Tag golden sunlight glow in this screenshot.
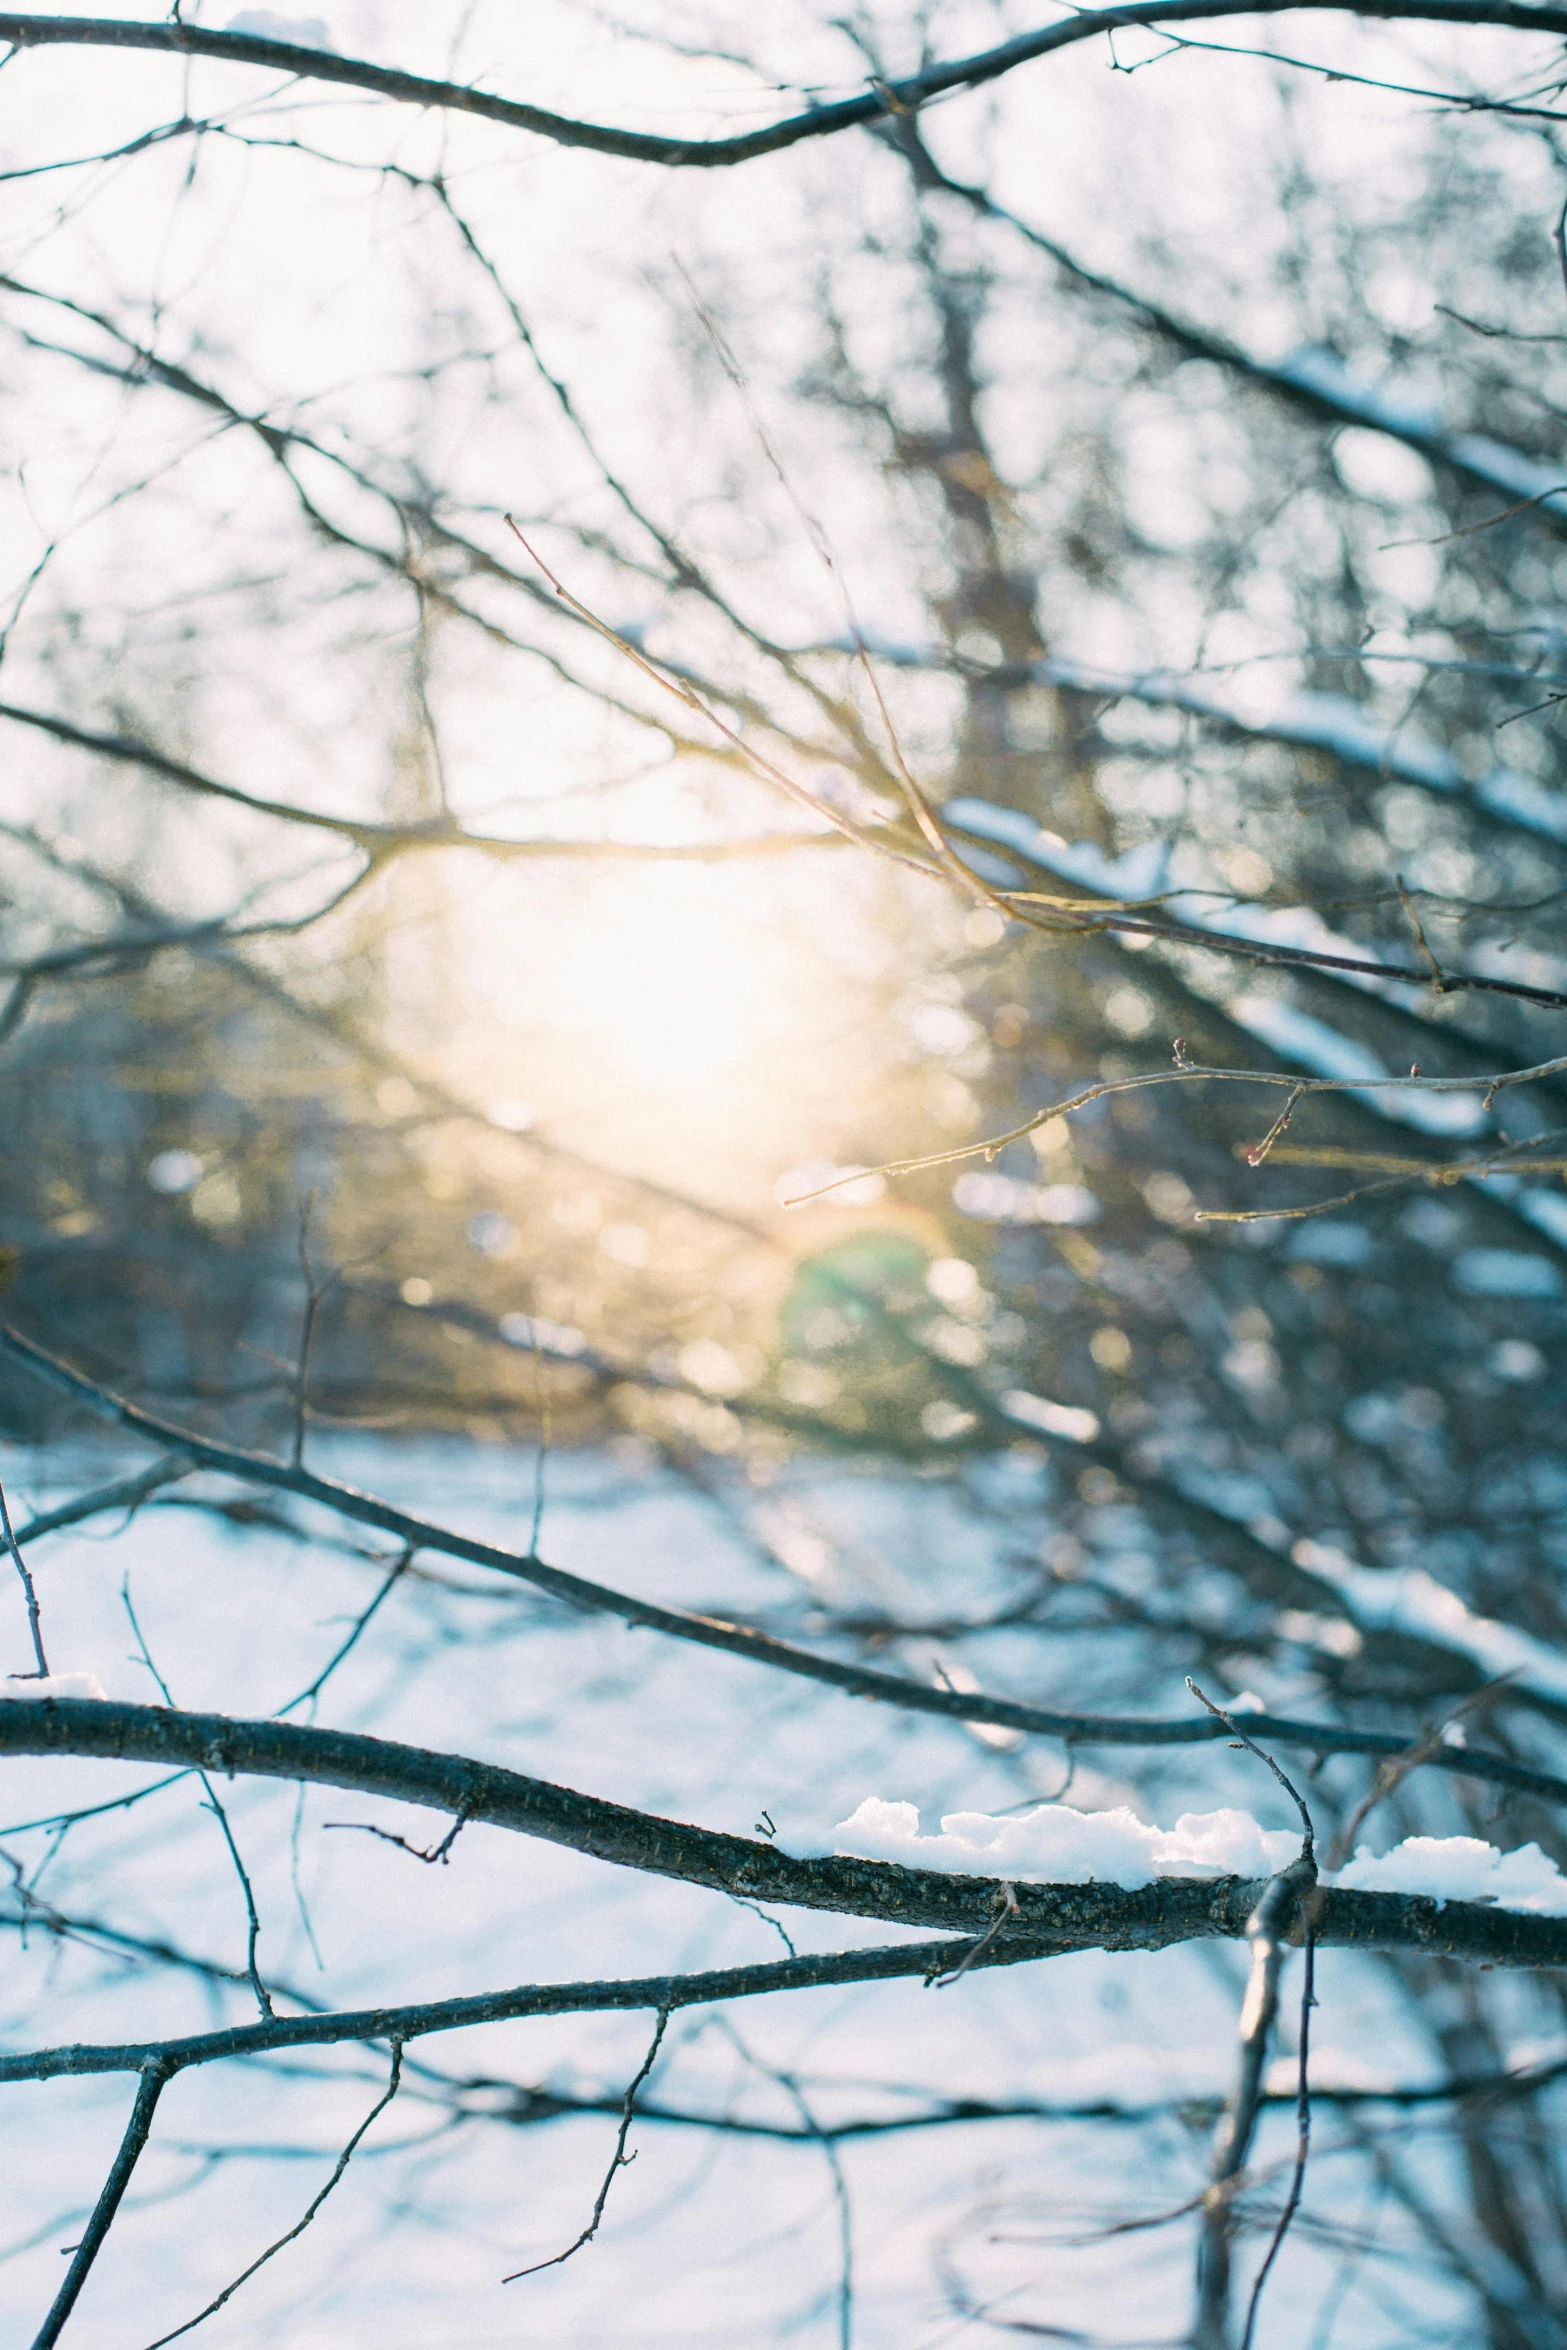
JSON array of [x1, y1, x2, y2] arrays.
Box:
[[561, 865, 785, 1092], [421, 847, 928, 1208]]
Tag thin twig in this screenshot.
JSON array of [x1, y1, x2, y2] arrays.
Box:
[[273, 1546, 412, 1717], [528, 1323, 550, 1557], [727, 1892, 798, 1957], [503, 2009, 669, 2280], [782, 1047, 1567, 1203], [929, 1880, 1021, 1988], [1, 1471, 48, 1678], [715, 2018, 854, 2347], [1396, 870, 1448, 992], [137, 2043, 403, 2350], [504, 518, 944, 884], [7, 1327, 1567, 1805], [10, 4, 1567, 175], [122, 1582, 273, 2019], [31, 2058, 171, 2350], [291, 1196, 333, 1472], [322, 1799, 471, 1866], [14, 1455, 189, 1548], [10, 1879, 1567, 2100], [499, 528, 1567, 1012], [197, 1799, 272, 2017], [1240, 1084, 1306, 1168], [1240, 1926, 1316, 2350], [0, 972, 35, 1047], [1186, 1681, 1316, 1853], [0, 1770, 195, 1839], [676, 261, 1009, 924], [1326, 1678, 1520, 1872], [1188, 1682, 1317, 2350]]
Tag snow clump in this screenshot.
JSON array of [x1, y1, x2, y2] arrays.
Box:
[[832, 1799, 1567, 1914], [2, 1672, 107, 1701], [833, 1799, 1300, 1890], [1336, 1836, 1567, 1915]]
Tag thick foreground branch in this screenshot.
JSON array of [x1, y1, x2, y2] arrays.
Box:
[[2, 1700, 1565, 1980]]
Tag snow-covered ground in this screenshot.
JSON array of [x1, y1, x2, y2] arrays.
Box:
[[0, 1438, 1498, 2344]]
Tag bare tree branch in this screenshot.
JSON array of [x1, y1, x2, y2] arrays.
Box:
[[1188, 1686, 1316, 2349], [30, 2057, 171, 2350], [1, 1473, 48, 1679], [8, 1899, 1567, 2110], [137, 2043, 403, 2350], [5, 1322, 1567, 1799], [502, 2011, 668, 2281], [3, 8, 1567, 170], [893, 118, 1567, 531], [1, 1700, 1566, 1975], [13, 1458, 190, 1548], [0, 700, 849, 865]]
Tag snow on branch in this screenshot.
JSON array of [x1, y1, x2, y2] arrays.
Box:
[[2, 1700, 1567, 1984]]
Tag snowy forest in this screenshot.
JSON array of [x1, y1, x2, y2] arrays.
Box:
[[7, 3, 1567, 2344]]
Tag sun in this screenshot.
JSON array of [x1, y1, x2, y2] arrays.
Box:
[[414, 827, 927, 1209], [564, 864, 782, 1093]]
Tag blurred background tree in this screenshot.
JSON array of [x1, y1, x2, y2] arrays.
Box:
[[7, 3, 1567, 2339]]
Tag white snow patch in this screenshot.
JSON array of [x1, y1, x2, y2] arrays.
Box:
[[1274, 350, 1567, 526], [833, 1795, 1567, 1915], [1001, 1391, 1101, 1443], [955, 640, 1567, 857], [941, 798, 1057, 860], [1227, 998, 1486, 1134], [1271, 690, 1459, 787], [1473, 1175, 1567, 1254], [2, 1671, 106, 1701], [1292, 1538, 1567, 1703], [956, 844, 1027, 886], [832, 1798, 1301, 1888], [225, 11, 336, 47], [942, 799, 1169, 900], [1475, 767, 1567, 843], [1338, 1836, 1567, 1914], [1275, 346, 1445, 441], [1447, 433, 1567, 515], [1515, 1190, 1567, 1250], [498, 1312, 586, 1355], [1452, 1248, 1562, 1299]]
